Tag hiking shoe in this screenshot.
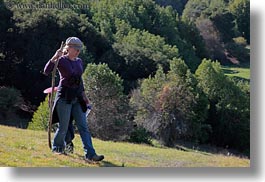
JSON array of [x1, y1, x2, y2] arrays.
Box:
[[52, 148, 66, 155], [65, 142, 74, 154], [85, 154, 104, 162]]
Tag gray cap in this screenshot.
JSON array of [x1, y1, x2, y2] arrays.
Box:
[[65, 37, 83, 50]]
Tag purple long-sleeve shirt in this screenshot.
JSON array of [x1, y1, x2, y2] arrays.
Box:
[[44, 56, 84, 90]]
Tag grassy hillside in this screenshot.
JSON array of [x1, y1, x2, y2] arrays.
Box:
[[0, 125, 250, 167]]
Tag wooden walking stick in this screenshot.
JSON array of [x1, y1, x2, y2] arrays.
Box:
[[48, 41, 64, 149]]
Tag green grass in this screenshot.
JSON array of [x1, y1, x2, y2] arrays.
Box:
[[222, 65, 250, 80], [0, 125, 250, 167]]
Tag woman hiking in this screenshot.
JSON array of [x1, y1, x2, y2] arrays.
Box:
[[44, 37, 104, 162]]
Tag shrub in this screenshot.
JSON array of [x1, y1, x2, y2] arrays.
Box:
[[225, 41, 249, 63], [0, 86, 23, 119], [83, 63, 133, 141], [28, 96, 49, 131], [130, 59, 209, 146], [129, 126, 152, 145], [195, 59, 250, 153]]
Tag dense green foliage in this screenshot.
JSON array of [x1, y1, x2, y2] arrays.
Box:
[[128, 126, 152, 144], [28, 96, 49, 131], [0, 0, 250, 154], [130, 59, 249, 154], [83, 63, 133, 141], [182, 0, 249, 63], [229, 0, 250, 43], [0, 86, 28, 128], [0, 86, 23, 117], [1, 0, 249, 101], [130, 60, 209, 146], [195, 59, 249, 153], [155, 0, 188, 15]]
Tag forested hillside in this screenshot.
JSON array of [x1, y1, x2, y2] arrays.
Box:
[[0, 0, 250, 156]]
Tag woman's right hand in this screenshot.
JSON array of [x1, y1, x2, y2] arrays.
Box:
[[51, 49, 63, 63]]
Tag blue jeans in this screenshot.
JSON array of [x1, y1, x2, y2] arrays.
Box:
[[65, 120, 75, 144], [53, 97, 96, 158]]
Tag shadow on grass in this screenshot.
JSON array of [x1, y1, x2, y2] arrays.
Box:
[[99, 161, 124, 167], [172, 140, 249, 159], [74, 153, 123, 167], [232, 76, 250, 82], [222, 68, 240, 74], [222, 67, 250, 81]]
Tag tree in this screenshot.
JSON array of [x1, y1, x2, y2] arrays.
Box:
[[0, 0, 13, 52], [28, 96, 49, 131], [195, 18, 226, 62], [130, 59, 209, 146], [113, 28, 179, 81], [155, 0, 188, 15], [211, 12, 235, 43], [182, 0, 227, 23], [0, 86, 23, 119], [83, 63, 133, 141], [182, 0, 210, 22], [229, 0, 250, 43], [177, 21, 207, 60], [195, 59, 249, 154], [1, 7, 107, 105], [182, 0, 250, 64], [91, 0, 202, 71]]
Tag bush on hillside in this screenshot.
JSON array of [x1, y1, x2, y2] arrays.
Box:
[[28, 96, 49, 131], [83, 63, 133, 141], [0, 86, 23, 119], [130, 59, 209, 146], [129, 126, 152, 145], [195, 59, 250, 154]]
